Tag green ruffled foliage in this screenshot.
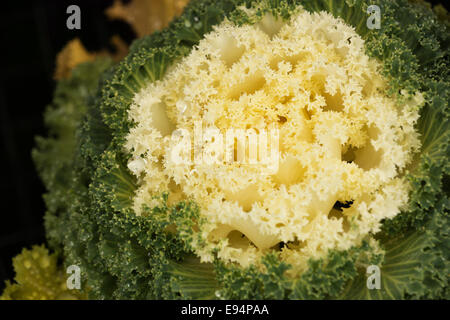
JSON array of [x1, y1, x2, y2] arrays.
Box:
[[341, 209, 449, 299], [32, 58, 114, 252], [213, 242, 382, 299], [3, 0, 446, 300]]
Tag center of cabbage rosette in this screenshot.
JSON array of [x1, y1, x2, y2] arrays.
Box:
[[125, 10, 423, 274]]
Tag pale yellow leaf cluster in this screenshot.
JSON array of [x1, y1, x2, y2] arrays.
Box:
[[125, 10, 423, 274], [1, 245, 86, 300], [54, 38, 96, 80], [106, 0, 189, 37]]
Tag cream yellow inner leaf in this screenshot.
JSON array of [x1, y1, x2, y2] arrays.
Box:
[[125, 10, 422, 273]]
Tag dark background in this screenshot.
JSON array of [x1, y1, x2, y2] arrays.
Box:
[[0, 0, 135, 292], [0, 0, 447, 293]]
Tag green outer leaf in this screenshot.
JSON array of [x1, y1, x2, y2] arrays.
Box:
[[166, 256, 219, 300], [32, 58, 113, 252], [340, 209, 449, 299]]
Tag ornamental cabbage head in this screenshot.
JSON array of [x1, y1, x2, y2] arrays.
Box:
[[24, 0, 450, 300]]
